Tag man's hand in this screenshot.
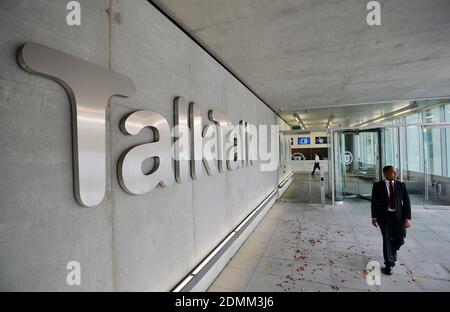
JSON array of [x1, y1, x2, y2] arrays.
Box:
[[404, 219, 412, 228], [372, 218, 378, 228]]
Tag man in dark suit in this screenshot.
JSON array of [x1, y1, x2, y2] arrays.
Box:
[[371, 165, 412, 275]]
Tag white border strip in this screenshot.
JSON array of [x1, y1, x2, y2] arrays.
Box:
[[171, 189, 278, 292]]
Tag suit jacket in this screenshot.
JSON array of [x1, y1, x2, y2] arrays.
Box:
[[371, 180, 411, 222]]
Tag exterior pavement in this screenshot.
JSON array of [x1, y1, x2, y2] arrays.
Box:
[[208, 200, 450, 292]]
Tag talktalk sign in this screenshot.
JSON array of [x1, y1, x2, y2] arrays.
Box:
[[17, 43, 279, 207]]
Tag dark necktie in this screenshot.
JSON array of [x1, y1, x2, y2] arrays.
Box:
[[389, 181, 395, 209]]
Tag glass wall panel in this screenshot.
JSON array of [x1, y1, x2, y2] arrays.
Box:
[[445, 104, 450, 177]]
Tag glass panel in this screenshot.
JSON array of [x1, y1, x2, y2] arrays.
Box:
[[402, 125, 424, 207], [343, 132, 358, 198], [381, 127, 399, 170], [423, 126, 450, 208], [357, 131, 381, 198], [333, 131, 346, 201]]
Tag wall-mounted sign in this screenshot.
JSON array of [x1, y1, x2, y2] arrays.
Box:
[[298, 137, 310, 145], [344, 151, 353, 165], [315, 136, 328, 144], [17, 43, 279, 207]]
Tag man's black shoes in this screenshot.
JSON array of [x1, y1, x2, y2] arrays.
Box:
[[382, 266, 393, 275]]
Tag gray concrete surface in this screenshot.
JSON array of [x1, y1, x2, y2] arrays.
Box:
[[0, 0, 282, 291], [208, 200, 450, 292], [155, 0, 450, 125]]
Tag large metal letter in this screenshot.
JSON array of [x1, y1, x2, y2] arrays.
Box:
[[17, 43, 136, 207], [118, 111, 174, 195], [239, 121, 248, 167], [173, 97, 190, 183], [190, 102, 203, 179], [202, 125, 219, 176], [208, 111, 232, 173], [226, 125, 241, 171]]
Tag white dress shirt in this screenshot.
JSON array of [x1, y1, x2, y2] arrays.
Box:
[[315, 155, 320, 163], [385, 179, 396, 212]]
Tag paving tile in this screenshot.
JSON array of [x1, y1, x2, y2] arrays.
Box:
[[331, 266, 374, 291], [333, 287, 378, 292], [263, 242, 297, 260], [255, 222, 279, 234], [228, 252, 261, 271], [258, 219, 281, 229], [330, 252, 367, 270], [207, 285, 234, 292], [292, 259, 332, 284], [359, 247, 384, 258], [328, 240, 363, 255], [238, 240, 267, 256], [253, 226, 277, 235], [292, 280, 334, 292], [426, 225, 450, 233], [402, 238, 428, 252], [356, 235, 382, 246], [352, 226, 380, 237], [270, 231, 301, 245], [404, 223, 432, 232], [255, 256, 295, 277], [293, 247, 330, 263], [378, 274, 423, 292], [418, 278, 450, 291], [245, 272, 295, 292], [403, 260, 450, 280], [436, 231, 450, 241], [399, 249, 440, 262], [247, 230, 273, 243], [297, 237, 328, 249], [415, 239, 450, 255], [213, 267, 254, 291], [407, 230, 440, 240]]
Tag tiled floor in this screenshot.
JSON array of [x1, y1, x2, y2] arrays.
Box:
[[208, 200, 450, 292]]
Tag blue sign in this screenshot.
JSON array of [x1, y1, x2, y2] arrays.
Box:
[[298, 137, 311, 145]]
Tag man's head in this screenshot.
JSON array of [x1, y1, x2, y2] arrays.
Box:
[[383, 165, 397, 181]]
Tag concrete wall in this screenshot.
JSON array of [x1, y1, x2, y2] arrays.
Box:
[[0, 0, 284, 291]]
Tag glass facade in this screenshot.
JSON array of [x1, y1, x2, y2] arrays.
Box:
[[334, 100, 450, 207]]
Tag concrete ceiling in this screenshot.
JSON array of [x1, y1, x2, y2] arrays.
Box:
[[153, 0, 450, 119]]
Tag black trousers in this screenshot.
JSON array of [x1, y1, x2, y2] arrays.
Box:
[[379, 212, 406, 267], [311, 162, 320, 174]]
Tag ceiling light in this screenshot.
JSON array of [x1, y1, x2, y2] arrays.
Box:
[[326, 115, 334, 129], [294, 113, 306, 130], [393, 109, 412, 117], [374, 117, 386, 123]]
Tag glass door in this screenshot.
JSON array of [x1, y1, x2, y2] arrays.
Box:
[[333, 129, 382, 200]]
